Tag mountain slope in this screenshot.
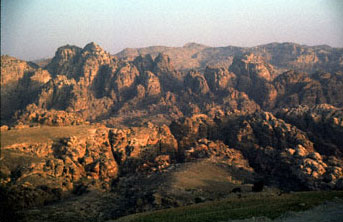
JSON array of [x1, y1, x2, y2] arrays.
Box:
[[2, 42, 343, 128], [116, 42, 343, 73], [1, 41, 343, 221]]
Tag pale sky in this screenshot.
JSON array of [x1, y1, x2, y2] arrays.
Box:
[[1, 0, 343, 61]]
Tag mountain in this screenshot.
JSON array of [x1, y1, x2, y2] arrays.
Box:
[[31, 58, 52, 68], [116, 42, 343, 73], [116, 42, 209, 71], [0, 56, 50, 123], [2, 42, 342, 127], [1, 42, 343, 221]]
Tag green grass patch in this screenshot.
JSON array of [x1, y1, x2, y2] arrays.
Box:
[[114, 191, 343, 222]]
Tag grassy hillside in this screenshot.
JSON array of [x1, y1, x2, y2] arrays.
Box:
[[112, 191, 343, 222]]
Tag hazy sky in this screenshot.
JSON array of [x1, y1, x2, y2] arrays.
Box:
[[1, 0, 343, 61]]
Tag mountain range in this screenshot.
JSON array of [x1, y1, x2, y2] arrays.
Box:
[[1, 42, 343, 221], [116, 42, 343, 73], [1, 42, 343, 127]]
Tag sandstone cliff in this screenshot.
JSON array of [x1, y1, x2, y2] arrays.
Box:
[[117, 42, 343, 73], [1, 42, 343, 221], [2, 42, 342, 128]]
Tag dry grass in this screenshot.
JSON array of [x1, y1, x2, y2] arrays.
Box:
[[113, 191, 343, 222], [0, 125, 95, 148], [169, 160, 254, 193]]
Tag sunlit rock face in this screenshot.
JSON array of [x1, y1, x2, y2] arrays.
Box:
[[1, 56, 46, 123], [2, 42, 343, 128], [0, 122, 180, 211], [47, 42, 114, 84], [204, 66, 236, 91], [1, 42, 343, 221], [141, 71, 161, 96], [170, 110, 343, 190], [229, 53, 275, 82], [46, 45, 82, 78], [184, 71, 210, 95], [228, 53, 277, 109]]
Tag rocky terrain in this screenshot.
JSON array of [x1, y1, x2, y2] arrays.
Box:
[[1, 42, 343, 221], [117, 42, 343, 73]]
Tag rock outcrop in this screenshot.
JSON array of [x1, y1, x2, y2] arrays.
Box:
[[228, 53, 278, 109], [0, 123, 179, 214], [204, 66, 236, 91], [272, 71, 343, 109], [229, 53, 276, 82], [223, 111, 343, 190], [2, 42, 342, 129], [184, 71, 210, 95], [171, 111, 343, 190], [2, 41, 343, 222], [141, 71, 161, 96], [117, 42, 343, 73], [277, 104, 343, 156], [47, 42, 114, 84], [1, 55, 38, 85], [1, 56, 44, 124]]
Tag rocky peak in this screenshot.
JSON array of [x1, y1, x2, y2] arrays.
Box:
[[204, 66, 236, 91], [184, 70, 210, 95], [1, 55, 38, 85], [46, 45, 82, 77], [112, 62, 139, 96], [153, 53, 174, 73], [50, 45, 81, 64], [56, 45, 82, 59], [151, 53, 183, 92], [241, 53, 264, 63], [82, 42, 104, 54], [229, 53, 275, 81], [1, 56, 41, 123], [227, 54, 278, 109], [78, 42, 113, 84], [141, 71, 161, 96], [46, 42, 114, 84], [183, 42, 207, 49], [133, 54, 154, 73]]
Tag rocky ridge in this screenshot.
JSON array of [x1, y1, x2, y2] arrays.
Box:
[[116, 42, 343, 73], [1, 41, 343, 221], [2, 42, 342, 128], [2, 108, 343, 221], [171, 111, 343, 191]]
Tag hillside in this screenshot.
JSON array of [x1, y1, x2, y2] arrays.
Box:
[[1, 42, 343, 128], [116, 42, 343, 73], [1, 41, 343, 221]]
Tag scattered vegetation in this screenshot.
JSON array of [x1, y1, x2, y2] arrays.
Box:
[[0, 125, 95, 148], [114, 191, 343, 222]]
